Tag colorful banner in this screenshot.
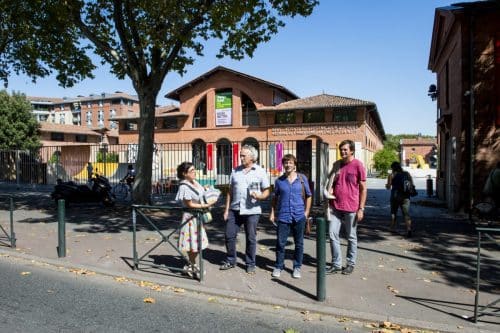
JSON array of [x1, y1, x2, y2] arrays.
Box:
[[232, 143, 239, 169], [269, 143, 276, 169], [215, 91, 232, 126], [206, 143, 213, 170], [276, 142, 283, 172]]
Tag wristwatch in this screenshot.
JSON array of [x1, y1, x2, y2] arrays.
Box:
[[358, 207, 365, 211]]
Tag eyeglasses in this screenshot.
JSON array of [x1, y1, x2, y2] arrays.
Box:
[[187, 168, 196, 173]]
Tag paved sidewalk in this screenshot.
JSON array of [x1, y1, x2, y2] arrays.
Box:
[[0, 178, 499, 333]]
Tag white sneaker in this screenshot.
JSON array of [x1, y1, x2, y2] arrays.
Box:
[[292, 267, 301, 279], [271, 268, 281, 278]]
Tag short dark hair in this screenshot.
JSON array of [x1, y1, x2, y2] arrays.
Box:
[[177, 161, 194, 180], [339, 139, 355, 152], [282, 154, 297, 166], [390, 161, 402, 172]]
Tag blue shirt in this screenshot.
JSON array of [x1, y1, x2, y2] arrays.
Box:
[[229, 164, 270, 215], [273, 173, 312, 223]]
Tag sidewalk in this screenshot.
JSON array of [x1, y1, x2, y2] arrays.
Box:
[[0, 178, 498, 333]]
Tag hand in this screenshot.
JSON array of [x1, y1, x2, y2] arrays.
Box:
[[269, 212, 275, 223], [223, 211, 228, 221], [250, 192, 259, 200], [356, 209, 364, 222]]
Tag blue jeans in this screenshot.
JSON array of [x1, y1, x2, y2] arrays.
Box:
[[225, 210, 259, 267], [275, 217, 306, 270], [328, 208, 357, 268]]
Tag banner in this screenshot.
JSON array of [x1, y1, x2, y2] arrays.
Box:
[[206, 143, 213, 170], [269, 143, 275, 169], [215, 91, 232, 126], [276, 142, 283, 172], [232, 143, 239, 169]]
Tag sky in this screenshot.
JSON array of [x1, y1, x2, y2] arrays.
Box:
[[6, 0, 476, 136]]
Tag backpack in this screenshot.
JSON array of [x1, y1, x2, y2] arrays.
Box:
[[399, 172, 417, 197]]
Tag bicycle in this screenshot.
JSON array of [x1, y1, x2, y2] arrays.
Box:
[[112, 181, 130, 201]]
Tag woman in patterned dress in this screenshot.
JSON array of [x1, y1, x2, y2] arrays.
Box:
[[175, 162, 215, 276]]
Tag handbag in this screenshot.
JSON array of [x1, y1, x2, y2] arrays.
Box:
[[201, 211, 213, 224]]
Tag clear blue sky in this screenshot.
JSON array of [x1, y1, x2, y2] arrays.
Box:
[[7, 0, 474, 136]]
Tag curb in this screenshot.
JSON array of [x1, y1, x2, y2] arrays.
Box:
[[0, 247, 495, 333]]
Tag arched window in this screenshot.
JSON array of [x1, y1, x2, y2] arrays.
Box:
[[193, 96, 207, 128], [216, 138, 232, 177], [241, 93, 258, 126], [192, 139, 207, 175]]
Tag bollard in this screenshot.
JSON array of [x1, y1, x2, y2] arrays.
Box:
[[9, 197, 16, 248], [316, 217, 326, 301], [57, 199, 66, 258], [426, 175, 433, 197]]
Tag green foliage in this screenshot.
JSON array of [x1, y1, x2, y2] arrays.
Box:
[[0, 91, 40, 150], [373, 148, 398, 178], [96, 152, 119, 163]]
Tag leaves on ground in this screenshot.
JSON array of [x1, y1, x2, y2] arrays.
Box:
[[20, 271, 31, 276], [387, 285, 399, 294], [69, 268, 96, 275], [143, 297, 155, 304], [396, 267, 407, 273]]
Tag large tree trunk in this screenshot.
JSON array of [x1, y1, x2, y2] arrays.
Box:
[[132, 88, 159, 205]]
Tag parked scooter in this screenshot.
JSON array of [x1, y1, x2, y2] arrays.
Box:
[[51, 175, 115, 207]]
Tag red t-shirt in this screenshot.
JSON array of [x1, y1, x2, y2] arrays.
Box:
[[330, 159, 366, 212]]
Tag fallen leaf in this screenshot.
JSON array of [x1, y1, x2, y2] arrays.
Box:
[[378, 265, 385, 268], [273, 305, 281, 309], [396, 267, 407, 273], [390, 303, 396, 306], [362, 277, 367, 280], [20, 271, 31, 276], [143, 297, 155, 304], [338, 317, 350, 323], [208, 297, 217, 302], [423, 278, 432, 283], [173, 287, 185, 293]]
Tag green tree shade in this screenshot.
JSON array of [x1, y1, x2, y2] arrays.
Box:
[[0, 91, 40, 150], [373, 148, 398, 178], [2, 0, 319, 204]]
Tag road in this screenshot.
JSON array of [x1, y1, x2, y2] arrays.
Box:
[[0, 256, 371, 333]]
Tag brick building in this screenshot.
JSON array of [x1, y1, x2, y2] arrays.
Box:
[[400, 137, 437, 168], [428, 1, 500, 211]]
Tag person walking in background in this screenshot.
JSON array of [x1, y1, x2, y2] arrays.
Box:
[[175, 162, 215, 278], [86, 162, 93, 182], [386, 161, 414, 238], [324, 140, 367, 275], [220, 145, 270, 274], [270, 154, 312, 279], [122, 164, 136, 187]]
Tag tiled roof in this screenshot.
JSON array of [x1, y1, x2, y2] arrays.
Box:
[[258, 94, 375, 111], [39, 122, 103, 136], [113, 105, 186, 120], [28, 92, 139, 104], [401, 138, 436, 145], [165, 66, 299, 101]]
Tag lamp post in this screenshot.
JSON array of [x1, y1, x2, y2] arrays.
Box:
[[428, 84, 439, 197], [100, 134, 109, 177]]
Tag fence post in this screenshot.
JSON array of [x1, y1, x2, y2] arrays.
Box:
[[57, 199, 66, 258], [316, 217, 326, 301], [9, 197, 16, 248]]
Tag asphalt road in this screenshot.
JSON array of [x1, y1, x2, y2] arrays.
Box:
[[0, 256, 371, 333]]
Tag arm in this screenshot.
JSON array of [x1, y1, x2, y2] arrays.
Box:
[[385, 173, 392, 189], [356, 180, 367, 221], [183, 199, 212, 209], [270, 195, 277, 223], [223, 185, 232, 221], [304, 195, 312, 219]]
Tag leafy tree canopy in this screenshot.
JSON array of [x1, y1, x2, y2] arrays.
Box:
[[2, 0, 319, 203], [0, 91, 40, 150]]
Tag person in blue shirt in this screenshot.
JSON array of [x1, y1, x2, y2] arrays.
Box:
[[270, 154, 312, 279]]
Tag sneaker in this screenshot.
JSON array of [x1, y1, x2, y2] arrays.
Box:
[[192, 264, 206, 279], [292, 267, 301, 279], [342, 265, 354, 275], [326, 266, 342, 274], [219, 261, 235, 270], [246, 266, 256, 274], [183, 265, 193, 278], [271, 268, 282, 278]]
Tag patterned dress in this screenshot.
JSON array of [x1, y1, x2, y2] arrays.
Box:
[[175, 180, 209, 252]]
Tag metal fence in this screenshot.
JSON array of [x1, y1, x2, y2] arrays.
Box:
[[0, 140, 333, 200]]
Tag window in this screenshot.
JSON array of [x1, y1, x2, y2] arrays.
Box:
[[125, 120, 138, 131], [59, 113, 65, 124], [333, 108, 357, 122], [192, 139, 207, 174], [51, 132, 64, 141], [242, 93, 258, 126], [193, 97, 207, 128], [162, 118, 178, 129], [275, 111, 296, 124], [75, 134, 87, 143], [86, 111, 92, 125], [111, 99, 122, 105], [109, 109, 116, 119], [303, 110, 324, 123]]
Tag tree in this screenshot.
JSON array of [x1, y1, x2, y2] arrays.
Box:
[[373, 148, 398, 178], [0, 1, 95, 87], [0, 91, 40, 150], [22, 0, 317, 204]]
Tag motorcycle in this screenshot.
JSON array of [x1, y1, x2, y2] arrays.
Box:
[[51, 175, 115, 207]]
